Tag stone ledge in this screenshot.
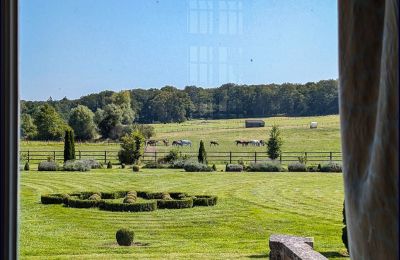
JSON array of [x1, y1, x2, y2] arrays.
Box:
[[269, 234, 328, 260]]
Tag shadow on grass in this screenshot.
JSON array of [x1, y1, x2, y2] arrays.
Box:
[[320, 251, 349, 258], [247, 253, 268, 258]]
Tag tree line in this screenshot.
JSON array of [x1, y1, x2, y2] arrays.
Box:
[[21, 79, 338, 141]]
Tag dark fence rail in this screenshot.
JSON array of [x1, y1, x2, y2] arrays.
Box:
[[20, 150, 342, 164]]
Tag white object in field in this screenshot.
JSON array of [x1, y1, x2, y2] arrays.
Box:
[[310, 122, 318, 128]]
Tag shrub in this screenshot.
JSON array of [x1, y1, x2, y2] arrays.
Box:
[[116, 229, 134, 246], [64, 130, 76, 162], [320, 162, 342, 172], [192, 195, 218, 206], [88, 194, 101, 200], [288, 162, 307, 172], [163, 149, 180, 163], [247, 161, 284, 172], [169, 192, 189, 199], [225, 164, 243, 172], [156, 198, 193, 209], [198, 140, 207, 164], [99, 201, 157, 212], [24, 162, 30, 171], [146, 192, 168, 199], [142, 161, 167, 169], [123, 197, 136, 203], [132, 165, 140, 172], [118, 131, 145, 164], [306, 165, 319, 172], [121, 163, 126, 169], [169, 158, 192, 169], [212, 164, 217, 171], [107, 161, 113, 169], [101, 192, 121, 199], [297, 155, 308, 164], [267, 125, 283, 160], [63, 160, 91, 172], [38, 161, 58, 171], [184, 162, 213, 172], [64, 198, 102, 208], [41, 193, 70, 204], [85, 159, 103, 169]]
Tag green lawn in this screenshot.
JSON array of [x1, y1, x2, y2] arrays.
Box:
[[19, 168, 349, 259]]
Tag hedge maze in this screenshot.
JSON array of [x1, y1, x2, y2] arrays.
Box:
[[41, 191, 218, 212]]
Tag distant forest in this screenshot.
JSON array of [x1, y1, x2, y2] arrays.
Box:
[[21, 80, 338, 140]]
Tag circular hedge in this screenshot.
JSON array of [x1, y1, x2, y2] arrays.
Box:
[[41, 190, 217, 212], [116, 228, 134, 246]]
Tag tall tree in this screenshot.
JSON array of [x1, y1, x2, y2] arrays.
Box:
[[267, 125, 283, 160], [68, 105, 97, 140], [20, 113, 37, 140], [34, 104, 69, 140], [198, 140, 207, 164], [63, 130, 74, 162]]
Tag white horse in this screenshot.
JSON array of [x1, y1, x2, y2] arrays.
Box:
[[250, 140, 262, 146], [180, 140, 192, 147]]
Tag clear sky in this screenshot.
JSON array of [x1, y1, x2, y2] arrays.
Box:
[[20, 0, 338, 101]]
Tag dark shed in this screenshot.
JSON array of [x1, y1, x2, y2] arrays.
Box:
[[245, 120, 265, 128]]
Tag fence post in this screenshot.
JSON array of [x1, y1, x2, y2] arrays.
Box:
[[27, 150, 30, 163], [104, 151, 107, 163], [280, 153, 282, 164], [329, 152, 332, 162], [305, 152, 307, 163], [229, 152, 232, 164], [255, 152, 257, 163]]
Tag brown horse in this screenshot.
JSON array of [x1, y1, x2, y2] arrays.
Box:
[[210, 141, 219, 146], [162, 139, 169, 146]]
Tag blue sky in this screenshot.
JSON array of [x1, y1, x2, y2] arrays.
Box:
[[20, 0, 338, 101]]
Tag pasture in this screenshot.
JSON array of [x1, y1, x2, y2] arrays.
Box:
[[19, 168, 348, 259]]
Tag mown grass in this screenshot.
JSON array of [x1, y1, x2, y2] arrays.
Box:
[[19, 168, 349, 259]]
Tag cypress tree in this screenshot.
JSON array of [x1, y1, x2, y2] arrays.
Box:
[[267, 125, 283, 160], [70, 130, 76, 160], [64, 130, 70, 162], [198, 140, 207, 164]]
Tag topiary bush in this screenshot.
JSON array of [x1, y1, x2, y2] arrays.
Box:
[[99, 200, 157, 212], [169, 158, 192, 169], [63, 160, 92, 172], [192, 195, 218, 206], [121, 163, 126, 169], [306, 165, 319, 172], [183, 162, 213, 172], [212, 164, 217, 171], [116, 228, 134, 246], [142, 161, 168, 169], [64, 198, 103, 208], [41, 193, 70, 204], [320, 162, 342, 172], [156, 198, 194, 209], [247, 161, 284, 172], [132, 165, 140, 172], [288, 162, 307, 172], [24, 162, 30, 171], [225, 164, 244, 172], [38, 161, 59, 171], [88, 194, 101, 200], [107, 161, 113, 169]]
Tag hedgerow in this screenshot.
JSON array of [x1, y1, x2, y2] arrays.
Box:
[[246, 161, 284, 172], [156, 198, 193, 209], [99, 200, 157, 212], [41, 194, 70, 204], [225, 164, 243, 172], [192, 195, 218, 206]]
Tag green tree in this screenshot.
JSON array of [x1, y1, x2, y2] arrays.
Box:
[[198, 140, 207, 164], [34, 104, 70, 140], [97, 104, 123, 139], [68, 105, 97, 140], [342, 201, 349, 253], [63, 130, 75, 162], [267, 125, 283, 160], [20, 113, 38, 140], [118, 131, 145, 164]]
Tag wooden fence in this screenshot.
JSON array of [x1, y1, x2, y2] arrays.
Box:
[[20, 150, 342, 164]]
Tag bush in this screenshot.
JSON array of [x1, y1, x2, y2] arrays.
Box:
[[163, 149, 180, 163], [169, 158, 193, 169], [116, 228, 134, 246], [247, 161, 284, 172], [118, 131, 145, 164], [320, 162, 342, 172], [64, 198, 102, 208], [306, 165, 319, 172], [225, 164, 243, 172], [78, 191, 101, 200], [192, 195, 218, 207], [63, 160, 91, 172], [288, 162, 307, 172], [41, 193, 70, 204], [99, 200, 157, 212], [38, 161, 59, 171], [107, 161, 113, 169], [85, 159, 103, 169], [169, 192, 189, 199], [156, 198, 193, 209], [88, 194, 101, 200], [24, 162, 30, 171], [142, 161, 168, 169], [121, 163, 126, 169], [132, 165, 140, 172], [183, 162, 213, 172], [212, 164, 217, 171]]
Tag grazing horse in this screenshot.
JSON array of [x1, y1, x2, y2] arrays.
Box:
[[210, 141, 219, 146], [259, 140, 265, 146], [162, 139, 169, 146], [146, 140, 158, 146], [250, 140, 262, 146], [235, 140, 249, 146], [180, 140, 192, 147], [172, 140, 182, 146]]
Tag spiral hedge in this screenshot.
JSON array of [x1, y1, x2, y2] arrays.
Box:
[[41, 191, 217, 212]]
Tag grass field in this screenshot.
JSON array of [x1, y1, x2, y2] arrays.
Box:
[[20, 115, 341, 154], [19, 168, 349, 259]]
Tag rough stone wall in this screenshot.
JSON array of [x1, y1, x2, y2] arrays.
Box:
[[339, 0, 399, 259]]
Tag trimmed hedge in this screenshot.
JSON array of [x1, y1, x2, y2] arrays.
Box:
[[156, 198, 194, 209], [225, 164, 243, 172], [320, 162, 342, 172], [183, 162, 214, 172], [64, 198, 103, 208], [246, 162, 284, 172], [38, 161, 59, 171], [116, 228, 134, 246], [99, 201, 157, 212], [63, 160, 91, 172], [142, 162, 168, 169], [192, 195, 218, 206], [132, 165, 140, 172], [41, 194, 70, 204], [306, 165, 319, 172], [169, 192, 189, 199], [288, 162, 307, 172]]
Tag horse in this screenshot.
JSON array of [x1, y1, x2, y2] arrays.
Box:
[[259, 140, 265, 146], [162, 139, 169, 146], [180, 140, 192, 147], [146, 140, 158, 146], [250, 140, 261, 146], [235, 140, 250, 146], [210, 141, 219, 146], [172, 140, 182, 146]]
